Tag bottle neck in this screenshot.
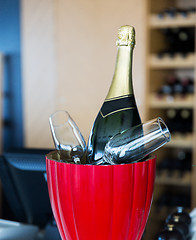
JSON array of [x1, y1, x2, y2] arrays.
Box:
[[106, 45, 134, 100]]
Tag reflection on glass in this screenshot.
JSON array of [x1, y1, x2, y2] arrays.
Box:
[[94, 117, 171, 165]]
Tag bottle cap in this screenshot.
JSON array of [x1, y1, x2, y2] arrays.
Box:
[[167, 109, 176, 119], [181, 109, 190, 119], [116, 25, 135, 48], [167, 224, 174, 231]]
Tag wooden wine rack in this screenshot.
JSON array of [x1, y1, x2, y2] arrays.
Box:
[[150, 12, 196, 28], [149, 93, 194, 108], [156, 171, 191, 187], [150, 53, 195, 68], [144, 0, 196, 239]]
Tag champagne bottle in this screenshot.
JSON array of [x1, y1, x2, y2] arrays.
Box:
[[87, 26, 141, 163]]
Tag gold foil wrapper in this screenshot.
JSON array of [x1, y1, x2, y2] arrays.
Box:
[[116, 25, 135, 48]]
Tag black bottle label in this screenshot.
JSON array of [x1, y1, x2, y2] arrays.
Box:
[[100, 94, 136, 118]]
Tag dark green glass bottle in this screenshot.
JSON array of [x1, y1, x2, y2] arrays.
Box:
[[87, 25, 142, 163]]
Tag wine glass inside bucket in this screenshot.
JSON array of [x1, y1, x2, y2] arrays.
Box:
[[49, 110, 86, 163], [94, 117, 170, 165]]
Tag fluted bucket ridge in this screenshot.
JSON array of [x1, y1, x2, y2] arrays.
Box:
[[46, 152, 156, 240]]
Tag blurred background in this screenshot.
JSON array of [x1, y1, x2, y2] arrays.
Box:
[[0, 0, 195, 239]]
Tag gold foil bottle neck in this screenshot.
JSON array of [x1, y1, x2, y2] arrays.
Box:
[[116, 25, 135, 48]]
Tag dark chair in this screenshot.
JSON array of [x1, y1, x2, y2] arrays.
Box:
[[0, 148, 61, 239]]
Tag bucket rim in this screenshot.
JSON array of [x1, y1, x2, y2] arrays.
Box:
[[46, 151, 156, 167]]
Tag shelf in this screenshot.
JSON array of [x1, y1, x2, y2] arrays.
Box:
[[150, 206, 191, 222], [146, 1, 196, 237], [149, 53, 195, 69], [156, 170, 191, 186], [166, 133, 193, 149], [150, 13, 196, 28], [149, 93, 194, 109]]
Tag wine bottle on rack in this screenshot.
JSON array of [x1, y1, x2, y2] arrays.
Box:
[[87, 26, 141, 163], [165, 7, 177, 18], [157, 75, 177, 98], [166, 109, 178, 133], [157, 224, 185, 240], [180, 109, 193, 133], [176, 27, 195, 55], [165, 215, 189, 239], [187, 7, 196, 15], [182, 77, 194, 95], [157, 7, 177, 19], [166, 207, 191, 226], [157, 27, 195, 58], [187, 78, 194, 94]]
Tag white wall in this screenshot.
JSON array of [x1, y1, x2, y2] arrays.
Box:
[[21, 0, 147, 148]]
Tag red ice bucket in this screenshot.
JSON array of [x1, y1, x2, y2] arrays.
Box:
[[46, 152, 156, 240]]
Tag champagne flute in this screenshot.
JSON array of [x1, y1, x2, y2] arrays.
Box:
[[49, 110, 86, 163], [93, 117, 171, 165]]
